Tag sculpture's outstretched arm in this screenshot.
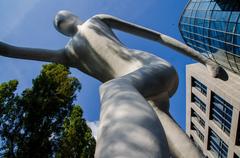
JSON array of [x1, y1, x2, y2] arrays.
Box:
[[0, 41, 67, 64], [96, 14, 222, 77]]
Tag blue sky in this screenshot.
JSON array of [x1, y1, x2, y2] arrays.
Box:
[[0, 0, 195, 132]]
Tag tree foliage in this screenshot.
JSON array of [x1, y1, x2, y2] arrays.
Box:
[[0, 64, 96, 158], [57, 106, 96, 158]]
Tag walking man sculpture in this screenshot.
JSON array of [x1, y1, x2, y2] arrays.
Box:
[[0, 10, 221, 157]]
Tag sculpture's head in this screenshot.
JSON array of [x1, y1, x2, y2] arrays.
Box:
[[54, 10, 83, 37]]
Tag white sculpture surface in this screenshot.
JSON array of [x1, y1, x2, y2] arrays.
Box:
[[0, 10, 221, 157]]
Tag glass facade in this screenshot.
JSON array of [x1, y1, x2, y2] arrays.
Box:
[[179, 0, 240, 74], [192, 77, 207, 96], [211, 92, 233, 135], [209, 129, 228, 158]]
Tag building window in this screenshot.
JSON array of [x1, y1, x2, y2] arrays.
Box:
[[192, 109, 205, 128], [209, 129, 228, 158], [192, 77, 207, 96], [192, 94, 206, 113], [211, 92, 233, 136], [192, 123, 204, 142]]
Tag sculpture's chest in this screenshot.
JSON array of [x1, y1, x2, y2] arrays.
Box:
[[66, 19, 144, 80], [80, 19, 123, 52]]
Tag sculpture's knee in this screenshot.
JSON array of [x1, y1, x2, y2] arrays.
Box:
[[148, 92, 170, 113], [124, 64, 178, 98], [99, 78, 132, 101]]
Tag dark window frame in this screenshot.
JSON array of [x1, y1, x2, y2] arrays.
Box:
[[209, 129, 228, 158], [210, 92, 233, 136], [192, 77, 207, 96]]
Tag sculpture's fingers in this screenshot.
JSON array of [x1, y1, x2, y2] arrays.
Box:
[[205, 59, 224, 78]]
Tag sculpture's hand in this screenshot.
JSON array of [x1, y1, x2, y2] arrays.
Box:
[[206, 59, 222, 78]]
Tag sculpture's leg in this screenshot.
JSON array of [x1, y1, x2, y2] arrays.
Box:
[[95, 78, 170, 158], [149, 100, 204, 158]]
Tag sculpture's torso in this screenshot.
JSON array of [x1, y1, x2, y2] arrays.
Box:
[[65, 16, 172, 83]]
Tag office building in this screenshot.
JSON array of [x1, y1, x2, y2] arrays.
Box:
[[179, 0, 240, 157], [186, 63, 240, 158]]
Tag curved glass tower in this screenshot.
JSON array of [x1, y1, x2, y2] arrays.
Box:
[[179, 0, 240, 74]]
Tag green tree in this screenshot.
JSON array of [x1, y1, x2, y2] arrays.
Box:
[[0, 64, 96, 158], [57, 106, 96, 158], [0, 80, 21, 158]]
